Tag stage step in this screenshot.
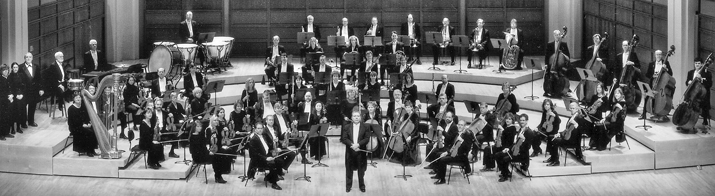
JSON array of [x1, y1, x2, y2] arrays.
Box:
[[52, 134, 135, 178], [582, 135, 655, 173], [117, 150, 193, 179], [0, 115, 68, 175]]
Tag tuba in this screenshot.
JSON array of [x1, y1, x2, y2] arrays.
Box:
[[501, 32, 520, 70]]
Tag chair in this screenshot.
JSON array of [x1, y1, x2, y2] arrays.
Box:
[[185, 163, 208, 184], [509, 161, 532, 181], [446, 161, 471, 184], [127, 145, 147, 169], [609, 131, 631, 150], [60, 133, 74, 154], [560, 139, 582, 166]]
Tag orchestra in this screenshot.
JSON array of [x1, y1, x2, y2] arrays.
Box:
[[1, 9, 710, 193]]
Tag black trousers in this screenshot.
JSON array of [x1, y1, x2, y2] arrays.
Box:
[[264, 66, 276, 81], [432, 45, 455, 64], [346, 166, 366, 189], [551, 137, 582, 162], [405, 44, 422, 61], [495, 152, 529, 176], [468, 50, 488, 65], [434, 155, 469, 180]]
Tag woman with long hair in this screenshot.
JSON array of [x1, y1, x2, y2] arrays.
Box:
[[535, 98, 560, 158], [8, 63, 26, 134]]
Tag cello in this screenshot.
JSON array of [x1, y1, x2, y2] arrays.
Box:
[[672, 53, 713, 127], [615, 34, 642, 113], [494, 83, 516, 118], [544, 26, 570, 97], [645, 46, 676, 119], [576, 32, 609, 103]]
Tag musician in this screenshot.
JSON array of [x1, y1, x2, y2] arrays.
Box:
[[183, 65, 205, 98], [179, 11, 199, 42], [241, 78, 259, 116], [686, 57, 712, 127], [431, 119, 474, 184], [66, 93, 98, 156], [470, 102, 491, 159], [641, 50, 674, 121], [432, 18, 456, 66], [386, 89, 404, 136], [265, 35, 286, 86], [335, 17, 355, 60], [548, 102, 587, 166], [299, 15, 321, 62], [365, 17, 383, 37], [398, 74, 418, 105], [310, 100, 329, 160], [83, 39, 109, 72], [468, 19, 491, 69], [153, 97, 179, 158], [484, 113, 518, 173], [264, 115, 297, 171], [341, 36, 362, 80], [312, 55, 333, 87], [341, 111, 370, 192], [275, 53, 295, 100], [189, 87, 210, 120], [1, 65, 13, 140], [495, 82, 519, 114], [165, 92, 186, 123], [119, 75, 141, 138], [255, 90, 276, 121], [504, 19, 524, 70], [385, 31, 403, 55], [587, 83, 610, 150], [435, 75, 455, 106], [20, 53, 42, 128], [425, 111, 459, 169], [611, 40, 641, 87], [229, 101, 250, 138], [594, 88, 627, 150], [43, 51, 70, 114], [400, 14, 422, 64], [317, 71, 344, 106], [363, 101, 384, 137], [360, 52, 379, 84], [543, 29, 571, 98], [287, 76, 308, 109], [150, 68, 171, 98], [495, 113, 532, 182], [535, 99, 560, 158], [248, 122, 287, 190], [139, 110, 164, 169], [302, 37, 323, 80], [206, 116, 229, 183], [188, 120, 211, 172], [341, 89, 361, 124], [359, 71, 381, 95], [427, 93, 456, 125], [585, 33, 610, 75], [477, 113, 498, 171], [9, 63, 27, 134]]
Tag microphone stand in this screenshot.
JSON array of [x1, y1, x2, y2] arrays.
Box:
[[524, 59, 539, 100]]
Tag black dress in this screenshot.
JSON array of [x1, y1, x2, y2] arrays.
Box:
[[139, 120, 164, 166], [0, 76, 11, 137], [9, 72, 27, 127], [67, 104, 98, 154]]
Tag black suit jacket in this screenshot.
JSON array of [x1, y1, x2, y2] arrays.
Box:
[[437, 25, 456, 43], [439, 121, 460, 150], [337, 26, 355, 37], [341, 122, 369, 171], [400, 22, 422, 41], [42, 61, 69, 91], [179, 20, 199, 42], [248, 133, 274, 168], [435, 83, 455, 100], [612, 52, 641, 85], [83, 50, 109, 72], [384, 41, 404, 54], [469, 28, 491, 52], [150, 77, 172, 98], [20, 62, 42, 100], [545, 41, 571, 67], [646, 61, 673, 82], [365, 24, 383, 37], [301, 23, 322, 41], [426, 103, 456, 122], [504, 28, 524, 46], [584, 44, 610, 64], [183, 72, 204, 95], [265, 45, 286, 59], [686, 69, 712, 109]]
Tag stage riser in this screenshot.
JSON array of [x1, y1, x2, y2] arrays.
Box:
[[654, 138, 715, 169], [0, 145, 54, 175], [52, 149, 129, 178]]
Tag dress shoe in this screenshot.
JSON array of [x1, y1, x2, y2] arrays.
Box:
[[5, 134, 14, 138], [416, 59, 422, 65], [360, 187, 366, 192], [434, 179, 446, 185], [480, 167, 494, 172], [547, 161, 560, 166], [29, 123, 38, 127], [1, 136, 6, 140], [216, 177, 227, 184], [120, 133, 127, 139], [346, 188, 351, 192], [529, 151, 542, 157], [423, 166, 433, 170], [17, 129, 23, 134], [429, 171, 436, 175], [87, 152, 94, 157], [542, 158, 553, 163], [21, 124, 28, 129], [169, 152, 180, 158], [498, 176, 510, 182], [430, 176, 439, 179], [301, 159, 313, 164], [278, 176, 284, 181]]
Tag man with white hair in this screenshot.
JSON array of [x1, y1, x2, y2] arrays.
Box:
[[400, 14, 422, 64], [504, 19, 524, 70], [20, 52, 43, 127], [432, 18, 455, 65], [44, 51, 70, 116], [179, 11, 199, 43], [83, 39, 108, 72], [265, 35, 285, 86], [301, 15, 322, 41], [150, 68, 170, 98]]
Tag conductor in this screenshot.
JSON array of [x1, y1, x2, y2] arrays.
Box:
[[341, 111, 369, 192]]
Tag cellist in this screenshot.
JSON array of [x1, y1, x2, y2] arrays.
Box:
[[424, 111, 458, 172], [685, 57, 712, 127], [495, 113, 532, 182], [432, 120, 475, 185], [494, 82, 519, 116], [642, 50, 673, 121], [543, 29, 571, 98]]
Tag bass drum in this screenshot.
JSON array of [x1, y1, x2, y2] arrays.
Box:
[[148, 45, 182, 73]]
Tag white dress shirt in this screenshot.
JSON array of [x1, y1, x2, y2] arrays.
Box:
[[342, 26, 349, 44], [91, 50, 98, 70], [158, 77, 167, 94], [510, 28, 518, 42], [352, 123, 360, 143], [26, 63, 33, 77], [56, 61, 65, 80], [187, 20, 194, 38], [258, 134, 269, 154], [408, 23, 415, 39]]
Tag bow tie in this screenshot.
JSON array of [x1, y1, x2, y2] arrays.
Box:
[[27, 64, 32, 67]]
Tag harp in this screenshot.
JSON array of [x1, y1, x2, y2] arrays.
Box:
[[80, 73, 124, 159]]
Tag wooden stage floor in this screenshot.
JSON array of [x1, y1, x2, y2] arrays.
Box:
[[0, 57, 712, 181]]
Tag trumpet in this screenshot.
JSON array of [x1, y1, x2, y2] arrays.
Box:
[[410, 38, 420, 48]]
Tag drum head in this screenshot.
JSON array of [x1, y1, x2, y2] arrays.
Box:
[[148, 46, 172, 72], [153, 41, 175, 47]]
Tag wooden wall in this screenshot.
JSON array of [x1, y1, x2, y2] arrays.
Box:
[[27, 0, 105, 69], [582, 0, 667, 77], [142, 0, 544, 58]]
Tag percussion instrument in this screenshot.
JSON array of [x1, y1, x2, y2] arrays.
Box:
[[148, 45, 182, 73], [153, 41, 175, 48], [213, 36, 235, 59], [68, 79, 84, 91], [176, 44, 198, 64]]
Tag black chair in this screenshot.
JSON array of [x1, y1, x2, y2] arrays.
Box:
[[560, 138, 583, 166], [609, 131, 631, 150], [60, 133, 74, 154], [509, 161, 532, 181], [446, 161, 471, 184]]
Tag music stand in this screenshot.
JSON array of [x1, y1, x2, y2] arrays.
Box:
[[326, 90, 345, 105], [364, 36, 383, 47], [295, 88, 316, 102], [357, 72, 370, 87], [297, 32, 315, 44], [306, 52, 323, 67], [327, 36, 347, 69], [310, 124, 330, 168], [464, 100, 480, 120], [389, 73, 404, 88], [379, 54, 397, 74], [295, 132, 313, 182], [636, 81, 654, 131], [367, 123, 382, 168], [344, 53, 361, 80], [452, 35, 469, 73], [362, 89, 380, 103], [426, 32, 444, 71], [204, 80, 225, 106], [490, 38, 505, 67], [524, 58, 540, 100], [398, 35, 411, 46], [197, 32, 216, 44]]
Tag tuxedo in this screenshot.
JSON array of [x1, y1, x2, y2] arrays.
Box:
[[646, 60, 673, 83], [19, 61, 42, 125], [42, 61, 70, 104], [301, 23, 322, 41], [400, 22, 423, 60], [468, 27, 491, 64], [610, 52, 641, 87], [341, 122, 369, 189], [686, 69, 712, 118], [435, 83, 455, 102], [179, 20, 199, 42], [545, 41, 571, 68], [83, 50, 109, 72], [432, 25, 456, 64], [150, 77, 172, 98], [365, 24, 383, 37]]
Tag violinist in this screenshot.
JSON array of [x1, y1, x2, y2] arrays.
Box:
[[288, 75, 308, 110], [295, 92, 316, 131], [427, 93, 456, 132], [478, 113, 499, 171], [183, 64, 205, 98], [385, 31, 403, 55], [188, 119, 211, 167], [265, 35, 285, 86], [358, 71, 381, 102], [341, 111, 369, 193], [272, 102, 301, 154], [425, 111, 458, 171], [315, 71, 344, 103], [361, 51, 379, 82], [686, 57, 712, 127], [302, 37, 322, 83], [434, 75, 455, 107], [165, 92, 186, 123], [397, 73, 419, 105], [548, 102, 587, 166], [247, 122, 285, 190], [594, 88, 627, 150], [432, 120, 475, 185], [341, 36, 361, 80], [263, 115, 297, 171], [642, 50, 673, 121], [494, 82, 519, 115], [341, 89, 361, 124], [495, 113, 532, 182], [587, 83, 610, 150], [543, 29, 571, 98], [228, 101, 250, 156], [255, 90, 276, 121], [312, 55, 333, 85], [189, 87, 210, 120], [241, 78, 259, 116], [153, 97, 179, 158], [139, 110, 163, 169], [207, 116, 229, 184], [485, 113, 517, 172], [536, 99, 560, 157]]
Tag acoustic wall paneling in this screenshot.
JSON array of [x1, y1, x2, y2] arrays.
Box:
[[28, 0, 104, 70], [143, 0, 545, 57]]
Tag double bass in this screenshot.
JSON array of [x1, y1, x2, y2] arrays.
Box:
[[673, 53, 713, 127], [576, 32, 609, 103], [544, 26, 570, 97], [615, 34, 642, 113], [645, 46, 676, 118]]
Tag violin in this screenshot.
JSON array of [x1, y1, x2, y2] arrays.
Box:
[[541, 112, 556, 134], [209, 130, 218, 154]]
